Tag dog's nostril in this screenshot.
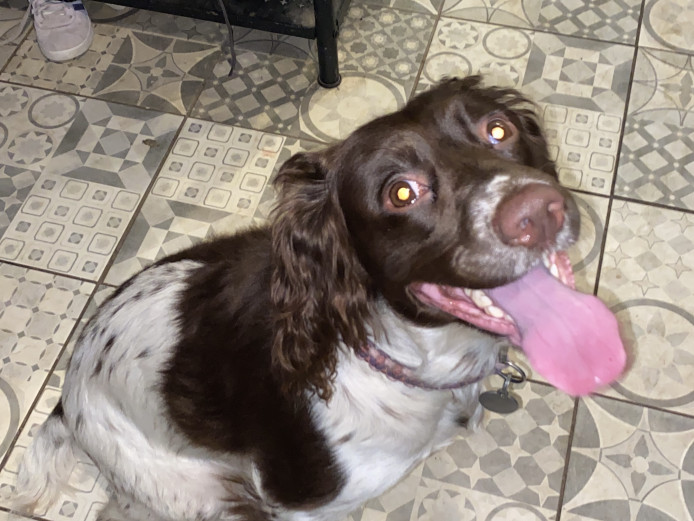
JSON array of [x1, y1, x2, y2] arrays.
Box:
[[494, 184, 566, 248]]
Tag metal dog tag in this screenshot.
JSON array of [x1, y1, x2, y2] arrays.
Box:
[[479, 388, 519, 414], [480, 353, 526, 415]]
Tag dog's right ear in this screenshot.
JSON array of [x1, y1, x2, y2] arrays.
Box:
[[270, 151, 371, 400]]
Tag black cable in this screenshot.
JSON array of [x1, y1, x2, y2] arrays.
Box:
[[215, 0, 237, 76]]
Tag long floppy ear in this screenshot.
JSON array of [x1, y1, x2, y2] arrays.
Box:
[[270, 151, 371, 400]]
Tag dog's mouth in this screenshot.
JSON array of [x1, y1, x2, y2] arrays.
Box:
[[410, 251, 626, 396]]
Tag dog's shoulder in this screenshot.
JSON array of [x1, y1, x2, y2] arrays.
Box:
[[145, 229, 346, 508]]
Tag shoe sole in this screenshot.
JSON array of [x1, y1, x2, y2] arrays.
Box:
[[40, 22, 94, 62]]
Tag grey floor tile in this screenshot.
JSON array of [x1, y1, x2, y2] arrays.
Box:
[[639, 0, 694, 55], [442, 0, 642, 43], [562, 396, 694, 521], [192, 4, 432, 141], [104, 121, 315, 285], [1, 25, 219, 114], [615, 48, 694, 209], [599, 201, 694, 416], [0, 85, 182, 280], [0, 264, 93, 460]]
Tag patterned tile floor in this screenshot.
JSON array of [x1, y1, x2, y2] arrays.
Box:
[[0, 0, 693, 520]]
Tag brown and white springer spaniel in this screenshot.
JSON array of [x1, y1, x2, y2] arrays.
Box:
[[13, 77, 625, 521]]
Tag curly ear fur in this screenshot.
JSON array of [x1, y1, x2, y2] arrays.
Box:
[[270, 151, 371, 400]]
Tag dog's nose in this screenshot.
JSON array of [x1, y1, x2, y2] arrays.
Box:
[[494, 184, 566, 248]]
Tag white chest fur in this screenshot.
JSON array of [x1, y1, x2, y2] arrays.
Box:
[[297, 313, 499, 521]]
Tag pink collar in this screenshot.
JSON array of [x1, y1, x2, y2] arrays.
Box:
[[356, 342, 490, 391]]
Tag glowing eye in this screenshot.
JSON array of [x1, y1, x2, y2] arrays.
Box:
[[487, 120, 508, 144], [397, 186, 411, 201], [389, 180, 418, 207]]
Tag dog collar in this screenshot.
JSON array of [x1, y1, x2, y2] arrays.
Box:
[[356, 342, 490, 391]]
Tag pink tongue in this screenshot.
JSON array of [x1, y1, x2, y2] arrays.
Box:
[[487, 265, 626, 396]]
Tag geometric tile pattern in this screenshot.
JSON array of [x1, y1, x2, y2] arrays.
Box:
[[598, 201, 694, 417], [639, 0, 694, 54], [0, 25, 219, 115], [419, 19, 532, 91], [89, 30, 219, 114], [192, 50, 318, 135], [42, 100, 182, 193], [442, 0, 539, 28], [297, 72, 407, 142], [338, 4, 435, 86], [0, 174, 139, 280], [542, 103, 623, 194], [347, 382, 575, 520], [192, 4, 431, 141], [441, 0, 642, 44], [0, 166, 40, 240], [0, 284, 104, 515], [615, 48, 694, 210], [617, 118, 694, 207], [537, 0, 641, 44], [87, 3, 228, 44], [562, 396, 694, 521], [104, 120, 286, 285], [0, 23, 129, 96], [0, 6, 25, 70], [521, 33, 634, 115], [0, 91, 182, 280], [0, 264, 93, 460]]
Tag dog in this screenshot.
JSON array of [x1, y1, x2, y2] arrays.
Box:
[[13, 77, 625, 521]]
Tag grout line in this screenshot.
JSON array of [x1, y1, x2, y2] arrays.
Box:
[[0, 260, 96, 285], [0, 77, 186, 119], [590, 0, 646, 295], [611, 194, 694, 216], [554, 3, 648, 518], [527, 377, 694, 421], [554, 396, 580, 521], [407, 0, 442, 98]]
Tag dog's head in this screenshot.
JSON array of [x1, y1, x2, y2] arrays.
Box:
[[271, 77, 623, 399]]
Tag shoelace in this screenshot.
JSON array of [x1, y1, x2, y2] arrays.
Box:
[[0, 0, 73, 44], [31, 0, 75, 26]]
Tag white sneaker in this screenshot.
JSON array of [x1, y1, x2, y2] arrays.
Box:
[[31, 0, 93, 62]]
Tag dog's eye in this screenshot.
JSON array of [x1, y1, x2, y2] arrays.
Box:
[[385, 178, 431, 210], [389, 180, 419, 207], [486, 119, 510, 144], [478, 115, 518, 149]]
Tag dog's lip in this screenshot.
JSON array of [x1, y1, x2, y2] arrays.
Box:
[[410, 281, 522, 344], [409, 251, 573, 345]]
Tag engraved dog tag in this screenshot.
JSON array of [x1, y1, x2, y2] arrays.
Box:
[[479, 388, 519, 414], [479, 353, 526, 415]]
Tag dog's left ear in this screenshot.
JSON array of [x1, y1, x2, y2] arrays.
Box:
[[270, 151, 371, 400]]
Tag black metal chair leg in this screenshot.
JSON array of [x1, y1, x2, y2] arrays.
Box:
[[313, 0, 341, 88]]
